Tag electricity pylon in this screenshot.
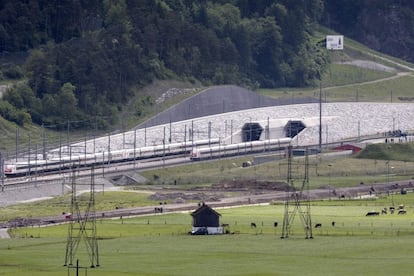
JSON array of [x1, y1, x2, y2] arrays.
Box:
[[64, 166, 100, 268], [280, 146, 313, 239]]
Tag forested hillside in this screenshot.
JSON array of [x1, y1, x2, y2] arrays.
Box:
[[0, 0, 413, 131], [0, 0, 328, 130]]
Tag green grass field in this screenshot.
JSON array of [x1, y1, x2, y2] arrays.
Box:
[[2, 193, 414, 276]]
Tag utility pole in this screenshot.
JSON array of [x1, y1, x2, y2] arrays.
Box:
[[15, 127, 19, 162], [64, 166, 100, 268], [42, 123, 46, 160], [319, 82, 322, 151], [280, 146, 313, 239], [1, 152, 4, 192]]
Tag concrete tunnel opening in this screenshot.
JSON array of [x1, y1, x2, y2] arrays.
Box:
[[242, 123, 263, 142], [285, 120, 306, 138]]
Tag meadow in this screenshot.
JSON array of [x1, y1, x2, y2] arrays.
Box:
[[2, 192, 414, 276]]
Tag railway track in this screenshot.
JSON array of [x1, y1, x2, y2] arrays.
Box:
[[0, 154, 189, 191]]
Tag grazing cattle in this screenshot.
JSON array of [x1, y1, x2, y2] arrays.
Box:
[[250, 222, 257, 228], [381, 208, 387, 215], [274, 222, 278, 227], [315, 223, 322, 228], [389, 207, 395, 214], [398, 210, 407, 215], [366, 211, 380, 216], [221, 223, 229, 227], [331, 221, 336, 227]]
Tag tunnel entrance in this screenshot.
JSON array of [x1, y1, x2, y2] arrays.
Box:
[[285, 120, 306, 138], [242, 123, 263, 142]]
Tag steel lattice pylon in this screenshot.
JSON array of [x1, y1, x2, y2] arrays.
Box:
[[280, 146, 313, 239], [64, 166, 100, 268]]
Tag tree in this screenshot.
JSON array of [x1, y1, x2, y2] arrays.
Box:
[[24, 49, 52, 98], [58, 82, 78, 120]]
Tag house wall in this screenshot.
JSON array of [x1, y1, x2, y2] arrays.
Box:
[[192, 208, 220, 227]]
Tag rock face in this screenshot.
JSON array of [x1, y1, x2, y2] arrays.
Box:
[[357, 7, 414, 62], [323, 2, 414, 63]]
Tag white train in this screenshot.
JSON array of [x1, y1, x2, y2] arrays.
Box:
[[4, 138, 220, 177], [190, 138, 292, 161]]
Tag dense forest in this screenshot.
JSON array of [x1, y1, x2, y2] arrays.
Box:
[[0, 0, 413, 130]]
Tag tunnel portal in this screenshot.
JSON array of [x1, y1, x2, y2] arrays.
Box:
[[242, 123, 264, 142], [285, 120, 306, 138]]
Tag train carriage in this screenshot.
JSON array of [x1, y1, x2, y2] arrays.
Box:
[[190, 138, 292, 161], [3, 138, 221, 177]]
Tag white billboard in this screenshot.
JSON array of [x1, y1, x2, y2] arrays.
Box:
[[326, 35, 344, 50]]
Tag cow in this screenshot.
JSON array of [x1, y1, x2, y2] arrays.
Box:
[[315, 223, 322, 228], [250, 222, 257, 228], [398, 210, 407, 215], [366, 211, 380, 216]]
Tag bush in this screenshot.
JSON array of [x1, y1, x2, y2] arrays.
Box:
[[0, 101, 31, 126], [15, 109, 32, 126], [2, 65, 24, 79]]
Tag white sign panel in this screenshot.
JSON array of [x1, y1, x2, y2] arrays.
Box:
[[326, 35, 344, 50]]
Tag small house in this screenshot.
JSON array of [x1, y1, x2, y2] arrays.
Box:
[[190, 203, 223, 235]]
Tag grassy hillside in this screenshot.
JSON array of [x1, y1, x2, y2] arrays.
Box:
[[357, 143, 414, 161]]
